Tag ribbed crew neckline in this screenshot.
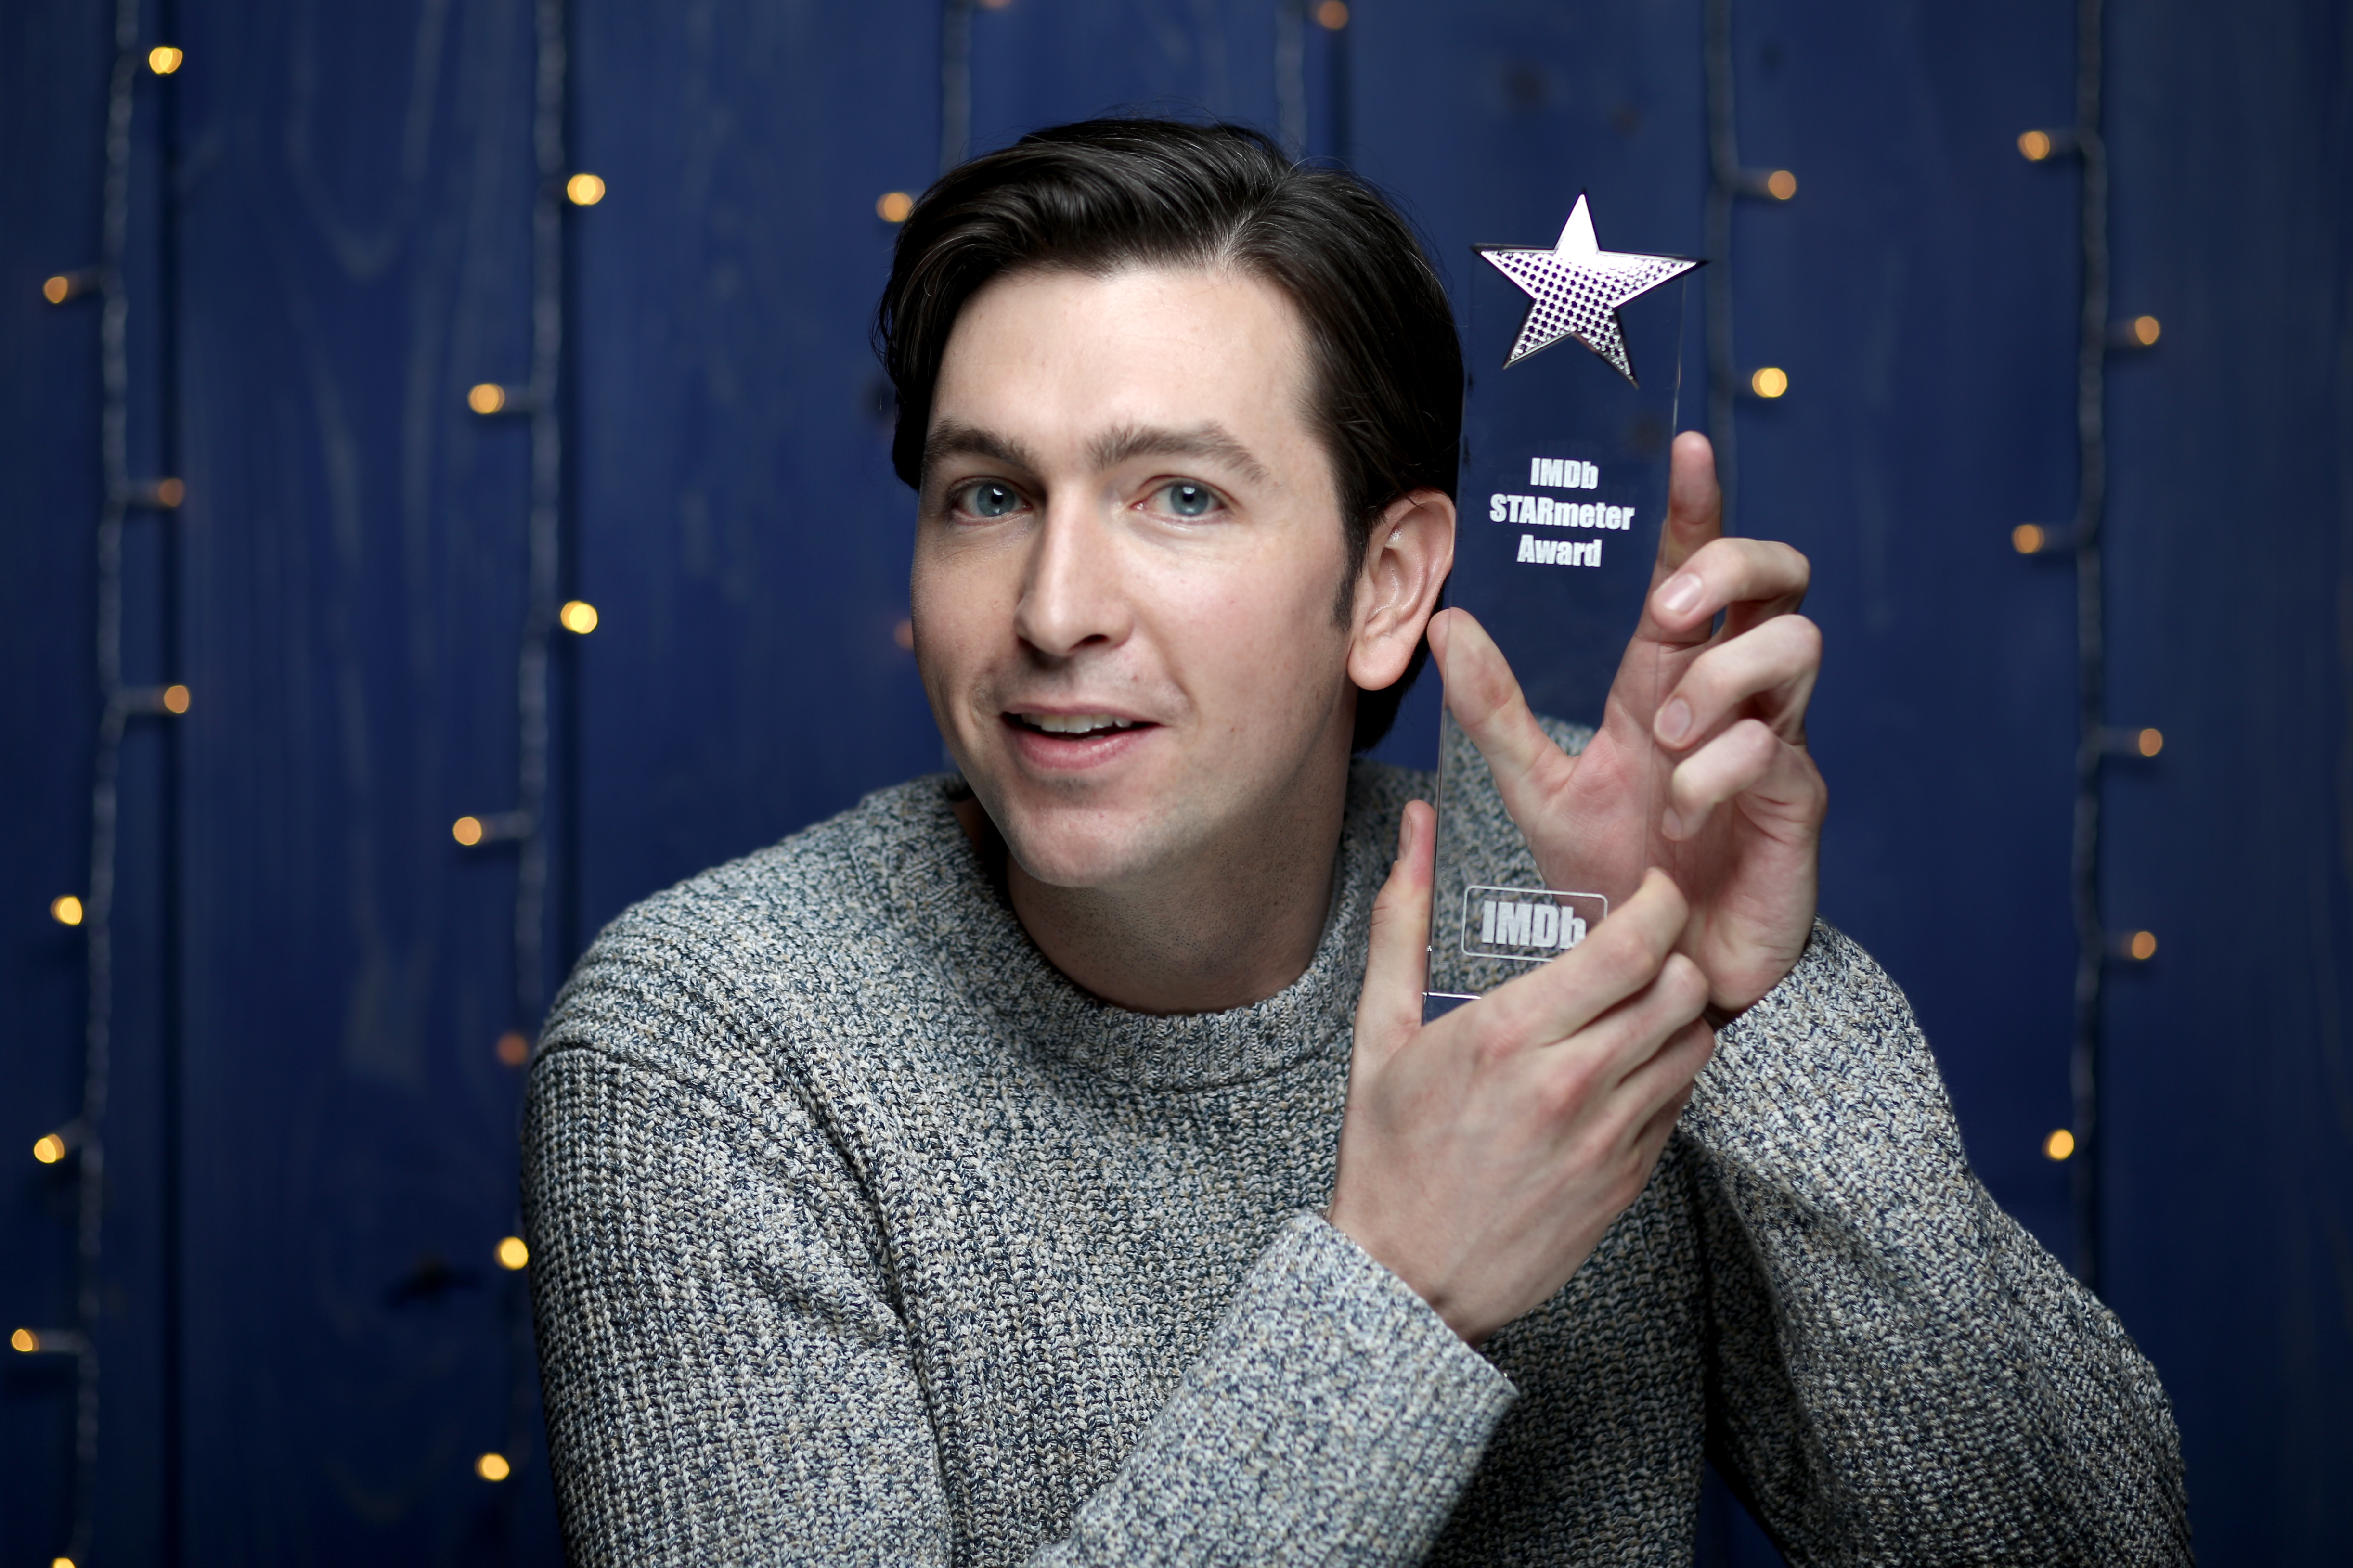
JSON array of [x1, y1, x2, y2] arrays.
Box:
[[870, 773, 1392, 1092]]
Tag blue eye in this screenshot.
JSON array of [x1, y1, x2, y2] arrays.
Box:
[[1161, 482, 1217, 518], [960, 481, 1022, 518]]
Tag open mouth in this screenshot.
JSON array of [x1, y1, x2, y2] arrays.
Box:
[[1008, 712, 1152, 739]]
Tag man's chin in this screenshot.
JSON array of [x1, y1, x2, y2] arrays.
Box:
[[992, 804, 1186, 894]]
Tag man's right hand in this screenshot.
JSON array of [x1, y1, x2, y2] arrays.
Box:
[[1327, 802, 1715, 1345]]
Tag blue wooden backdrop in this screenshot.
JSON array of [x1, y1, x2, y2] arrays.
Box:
[[3, 0, 2347, 1562]]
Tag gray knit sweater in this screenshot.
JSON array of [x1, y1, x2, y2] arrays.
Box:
[[522, 752, 2190, 1566]]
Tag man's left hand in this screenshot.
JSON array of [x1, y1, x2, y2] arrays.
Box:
[[1429, 430, 1825, 1015]]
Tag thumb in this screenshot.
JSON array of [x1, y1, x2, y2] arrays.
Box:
[[1356, 799, 1435, 1068]]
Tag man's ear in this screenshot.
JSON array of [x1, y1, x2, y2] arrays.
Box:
[[1346, 488, 1457, 693]]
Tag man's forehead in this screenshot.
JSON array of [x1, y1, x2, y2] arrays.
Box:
[[928, 266, 1314, 472]]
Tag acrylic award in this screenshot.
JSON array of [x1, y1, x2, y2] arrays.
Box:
[[1423, 193, 1699, 1019]]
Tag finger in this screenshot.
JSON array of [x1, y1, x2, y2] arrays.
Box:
[[1551, 951, 1711, 1089], [1624, 1017, 1715, 1149], [1478, 869, 1689, 1050], [1652, 614, 1822, 752], [1651, 431, 1725, 585], [1354, 800, 1436, 1067], [1660, 720, 1825, 843], [1427, 607, 1578, 823], [1645, 536, 1812, 646]]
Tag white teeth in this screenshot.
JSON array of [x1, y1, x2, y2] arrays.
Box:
[[1026, 713, 1138, 735]]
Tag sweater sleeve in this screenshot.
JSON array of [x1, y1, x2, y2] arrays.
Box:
[[1680, 921, 2192, 1566], [522, 937, 1515, 1568]]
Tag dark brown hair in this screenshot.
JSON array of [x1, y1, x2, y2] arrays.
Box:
[[873, 119, 1460, 751]]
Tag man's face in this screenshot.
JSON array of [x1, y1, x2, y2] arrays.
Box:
[[911, 265, 1360, 893]]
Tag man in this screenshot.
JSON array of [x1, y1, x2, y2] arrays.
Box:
[[524, 121, 2188, 1564]]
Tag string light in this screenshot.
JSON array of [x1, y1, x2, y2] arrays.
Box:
[[1749, 366, 1789, 398], [467, 383, 508, 414], [876, 191, 914, 223], [1315, 0, 1348, 27], [496, 1029, 531, 1067], [2044, 1128, 2076, 1160], [44, 276, 73, 304], [1703, 0, 1799, 533], [2135, 727, 2162, 757], [892, 617, 916, 651], [452, 816, 485, 847], [565, 173, 605, 206], [161, 684, 190, 714], [558, 599, 599, 634], [51, 895, 85, 926], [496, 1236, 530, 1270], [2016, 12, 2121, 1291], [2130, 315, 2159, 345], [476, 1453, 513, 1482], [34, 1134, 68, 1165], [12, 1330, 39, 1353], [2126, 930, 2157, 961], [146, 46, 181, 74]]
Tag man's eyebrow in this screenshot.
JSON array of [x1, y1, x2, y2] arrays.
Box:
[[922, 421, 1042, 483], [1087, 423, 1274, 488]]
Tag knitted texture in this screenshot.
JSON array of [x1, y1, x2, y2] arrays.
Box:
[[523, 746, 2190, 1566]]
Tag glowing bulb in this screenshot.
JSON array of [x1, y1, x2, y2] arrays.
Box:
[[1315, 0, 1348, 27], [1749, 366, 1788, 398], [11, 1329, 38, 1353], [2011, 523, 2046, 554], [876, 191, 914, 223], [566, 173, 606, 206], [155, 477, 186, 507], [43, 275, 72, 304], [51, 895, 85, 926], [148, 46, 183, 74], [496, 1236, 530, 1271], [467, 383, 506, 414], [2131, 315, 2160, 346], [452, 816, 485, 847], [476, 1452, 512, 1482], [558, 600, 599, 634], [53, 1556, 77, 1568], [2017, 129, 2053, 161], [2127, 930, 2157, 961], [979, 0, 1013, 9], [1764, 169, 1797, 200], [892, 617, 915, 651], [2136, 727, 2163, 757], [2043, 1128, 2075, 1160], [34, 1135, 66, 1165], [162, 684, 190, 714], [496, 1030, 531, 1067]]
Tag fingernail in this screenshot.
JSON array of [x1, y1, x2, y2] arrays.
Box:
[[1656, 698, 1692, 745], [1658, 572, 1704, 618], [1662, 807, 1686, 840]]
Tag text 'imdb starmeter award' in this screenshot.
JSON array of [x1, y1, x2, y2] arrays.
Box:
[[1424, 193, 1698, 1016]]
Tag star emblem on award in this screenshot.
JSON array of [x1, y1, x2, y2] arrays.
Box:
[[1476, 194, 1703, 386]]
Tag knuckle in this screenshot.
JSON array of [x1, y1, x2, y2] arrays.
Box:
[[1657, 954, 1709, 1014], [1538, 1057, 1600, 1120]]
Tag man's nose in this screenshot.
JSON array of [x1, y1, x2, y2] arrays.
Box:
[[1014, 495, 1134, 659]]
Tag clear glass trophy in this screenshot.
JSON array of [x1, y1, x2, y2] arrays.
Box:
[[1423, 194, 1699, 1019]]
